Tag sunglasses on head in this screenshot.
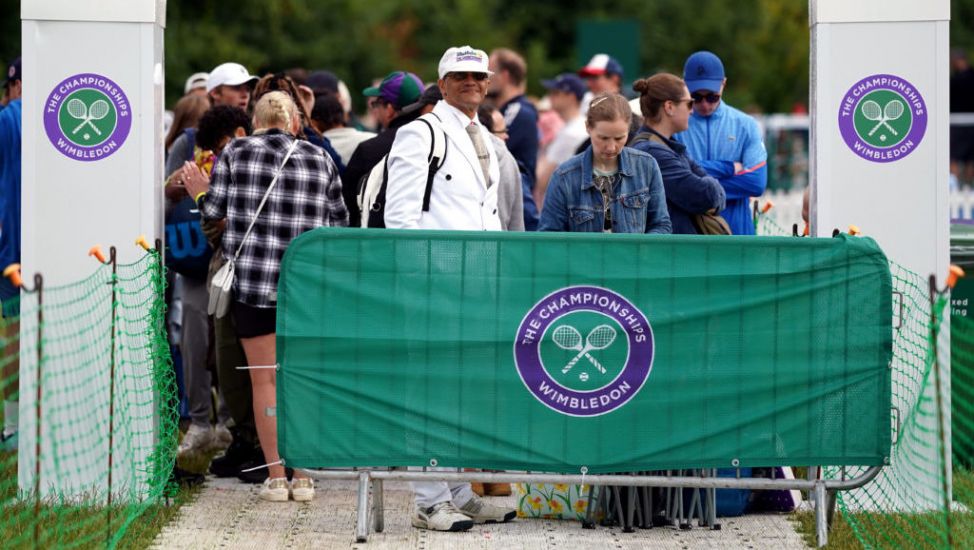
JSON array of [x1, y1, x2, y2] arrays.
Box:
[[447, 72, 489, 82], [691, 92, 721, 105]]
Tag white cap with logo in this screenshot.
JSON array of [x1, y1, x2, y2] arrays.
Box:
[[206, 63, 259, 93], [437, 46, 492, 80]]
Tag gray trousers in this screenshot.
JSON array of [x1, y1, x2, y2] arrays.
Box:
[[180, 275, 230, 427]]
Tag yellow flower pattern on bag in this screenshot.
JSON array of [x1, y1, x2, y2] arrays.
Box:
[[515, 483, 602, 521]]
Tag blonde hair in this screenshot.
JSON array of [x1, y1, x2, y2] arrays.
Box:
[[585, 92, 631, 128], [252, 91, 297, 132]]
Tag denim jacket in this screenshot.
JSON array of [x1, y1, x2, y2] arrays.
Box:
[[538, 146, 671, 234]]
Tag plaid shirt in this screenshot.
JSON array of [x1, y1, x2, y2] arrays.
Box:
[[203, 129, 348, 308]]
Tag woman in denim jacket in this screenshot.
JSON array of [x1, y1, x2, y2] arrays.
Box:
[[538, 93, 671, 234]]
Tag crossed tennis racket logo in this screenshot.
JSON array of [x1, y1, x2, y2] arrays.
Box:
[[551, 324, 617, 379], [66, 97, 111, 136], [860, 99, 904, 138]]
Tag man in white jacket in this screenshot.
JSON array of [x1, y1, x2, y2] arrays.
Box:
[[384, 45, 516, 532]]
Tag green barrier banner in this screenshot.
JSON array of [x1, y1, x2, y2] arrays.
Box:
[[277, 229, 893, 473]]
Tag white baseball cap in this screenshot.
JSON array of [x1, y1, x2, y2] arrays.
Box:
[[184, 72, 209, 94], [437, 46, 492, 80], [206, 62, 258, 93]]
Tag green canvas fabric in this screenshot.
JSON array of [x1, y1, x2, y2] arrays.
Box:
[[277, 229, 893, 473]]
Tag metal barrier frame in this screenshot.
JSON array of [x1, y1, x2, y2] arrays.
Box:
[[303, 465, 883, 546]]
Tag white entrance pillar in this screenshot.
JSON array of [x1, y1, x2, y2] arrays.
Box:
[[810, 0, 950, 509], [20, 0, 165, 500]]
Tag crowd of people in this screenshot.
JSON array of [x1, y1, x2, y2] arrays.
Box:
[[0, 44, 769, 532]]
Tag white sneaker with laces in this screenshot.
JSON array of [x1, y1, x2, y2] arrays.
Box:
[[412, 501, 474, 531], [178, 424, 213, 457], [459, 495, 516, 524]]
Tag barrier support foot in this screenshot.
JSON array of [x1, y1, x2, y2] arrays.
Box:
[[356, 472, 370, 543], [814, 481, 828, 548], [372, 479, 385, 533]]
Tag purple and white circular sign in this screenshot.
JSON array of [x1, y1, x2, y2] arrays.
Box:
[[44, 73, 132, 162], [838, 74, 927, 163], [513, 286, 654, 417]]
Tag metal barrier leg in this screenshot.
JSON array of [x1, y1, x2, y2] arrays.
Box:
[[583, 485, 599, 529], [355, 472, 371, 543], [814, 481, 828, 548], [372, 479, 384, 533], [625, 486, 636, 533]]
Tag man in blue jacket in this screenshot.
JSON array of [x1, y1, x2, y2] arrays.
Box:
[[0, 56, 21, 451], [676, 51, 767, 235]]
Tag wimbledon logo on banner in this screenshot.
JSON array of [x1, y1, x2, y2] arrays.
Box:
[[513, 286, 654, 417], [44, 73, 132, 162], [838, 73, 927, 163]]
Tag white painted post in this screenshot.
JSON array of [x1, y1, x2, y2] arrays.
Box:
[[810, 0, 951, 510], [19, 0, 165, 500]]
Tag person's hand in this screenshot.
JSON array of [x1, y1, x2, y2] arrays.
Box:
[[164, 174, 188, 201], [734, 162, 744, 173], [179, 161, 210, 200]]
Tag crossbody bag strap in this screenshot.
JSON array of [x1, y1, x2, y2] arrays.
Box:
[[231, 138, 299, 261]]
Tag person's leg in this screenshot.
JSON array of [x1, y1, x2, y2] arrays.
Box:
[[1, 311, 19, 447], [179, 277, 214, 451], [412, 481, 454, 509], [239, 333, 285, 480], [214, 309, 256, 443]]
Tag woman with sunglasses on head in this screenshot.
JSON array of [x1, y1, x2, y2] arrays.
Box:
[[538, 92, 670, 234], [629, 74, 726, 235], [252, 73, 346, 173]]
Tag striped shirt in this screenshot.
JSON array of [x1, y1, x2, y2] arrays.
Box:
[[203, 129, 348, 308]]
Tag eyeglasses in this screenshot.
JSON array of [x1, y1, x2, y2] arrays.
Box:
[[691, 92, 721, 105], [367, 98, 388, 110], [447, 72, 489, 82]]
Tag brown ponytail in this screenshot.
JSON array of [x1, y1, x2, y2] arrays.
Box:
[[633, 73, 686, 123]]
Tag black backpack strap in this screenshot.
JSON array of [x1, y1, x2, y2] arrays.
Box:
[[416, 113, 447, 212]]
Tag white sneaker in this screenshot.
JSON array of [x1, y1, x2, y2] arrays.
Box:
[[211, 423, 233, 451], [412, 501, 474, 531], [259, 477, 289, 502], [178, 424, 213, 457], [459, 495, 516, 524], [290, 478, 314, 502]]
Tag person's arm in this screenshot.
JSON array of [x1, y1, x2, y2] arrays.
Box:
[[652, 146, 726, 214], [506, 108, 539, 187], [644, 161, 671, 234], [537, 169, 570, 232], [200, 144, 232, 221], [695, 159, 736, 178], [711, 118, 768, 200], [384, 122, 430, 229], [164, 133, 190, 178]]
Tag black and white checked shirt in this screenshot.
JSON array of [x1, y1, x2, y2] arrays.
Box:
[[203, 130, 348, 308]]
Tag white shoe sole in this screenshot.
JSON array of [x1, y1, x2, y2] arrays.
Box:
[[410, 517, 474, 531], [291, 489, 314, 502], [259, 491, 289, 503]]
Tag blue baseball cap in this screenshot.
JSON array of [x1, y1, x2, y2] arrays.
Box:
[[541, 73, 587, 101], [683, 51, 725, 93]]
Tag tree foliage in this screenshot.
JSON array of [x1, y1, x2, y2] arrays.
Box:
[[0, 0, 970, 113]]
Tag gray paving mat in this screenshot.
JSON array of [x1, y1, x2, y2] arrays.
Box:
[[151, 477, 809, 549]]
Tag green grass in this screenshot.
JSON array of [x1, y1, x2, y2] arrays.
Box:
[[0, 450, 199, 549], [791, 469, 974, 549]]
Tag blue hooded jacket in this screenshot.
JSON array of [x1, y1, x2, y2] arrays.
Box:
[[674, 101, 767, 235]]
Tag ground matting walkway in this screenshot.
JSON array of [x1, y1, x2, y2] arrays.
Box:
[[150, 477, 809, 549]]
